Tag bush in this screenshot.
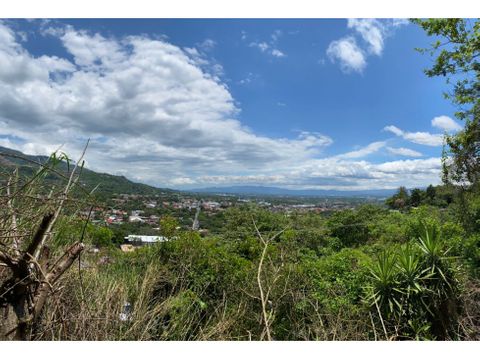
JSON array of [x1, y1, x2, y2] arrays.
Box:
[[366, 222, 461, 340]]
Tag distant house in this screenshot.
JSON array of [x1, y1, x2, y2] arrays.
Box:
[[145, 202, 157, 208], [128, 215, 145, 223], [120, 244, 135, 252], [124, 235, 169, 245]]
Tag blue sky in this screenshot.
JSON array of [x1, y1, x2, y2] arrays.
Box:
[[0, 19, 462, 190]]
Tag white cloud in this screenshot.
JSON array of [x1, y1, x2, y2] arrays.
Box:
[[386, 147, 423, 157], [271, 30, 282, 42], [374, 157, 440, 175], [249, 30, 286, 58], [170, 177, 196, 185], [198, 38, 216, 51], [60, 26, 125, 68], [250, 41, 269, 52], [336, 141, 385, 159], [384, 125, 444, 146], [327, 18, 408, 73], [431, 115, 462, 132], [326, 37, 366, 73], [0, 21, 444, 191], [347, 19, 385, 56], [193, 157, 442, 190], [0, 22, 332, 187], [271, 49, 286, 57], [238, 72, 258, 85], [383, 125, 404, 136], [0, 137, 61, 156]]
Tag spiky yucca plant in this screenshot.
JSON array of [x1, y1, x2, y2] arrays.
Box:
[[367, 222, 460, 340]]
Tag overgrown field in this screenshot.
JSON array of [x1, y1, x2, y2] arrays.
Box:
[[2, 159, 479, 340]]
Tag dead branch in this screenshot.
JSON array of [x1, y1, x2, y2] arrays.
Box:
[[252, 218, 286, 341], [31, 242, 85, 322], [6, 170, 20, 255], [34, 140, 89, 261]]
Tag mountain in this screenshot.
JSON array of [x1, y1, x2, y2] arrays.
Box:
[[189, 185, 398, 198], [0, 146, 174, 197], [0, 146, 398, 199]]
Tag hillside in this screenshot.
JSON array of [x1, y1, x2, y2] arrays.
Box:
[[0, 146, 174, 197]]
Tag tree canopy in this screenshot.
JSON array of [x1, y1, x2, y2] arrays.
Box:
[[413, 19, 480, 188]]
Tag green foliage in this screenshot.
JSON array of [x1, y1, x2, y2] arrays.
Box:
[[309, 248, 372, 315], [5, 144, 478, 340], [326, 209, 370, 248], [90, 225, 115, 247], [409, 188, 425, 207], [413, 19, 480, 187], [385, 185, 454, 210], [159, 215, 179, 238], [53, 220, 114, 248], [366, 222, 460, 340], [386, 186, 410, 210], [412, 19, 480, 119]]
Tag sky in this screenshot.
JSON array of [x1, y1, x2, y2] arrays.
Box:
[[0, 18, 463, 190]]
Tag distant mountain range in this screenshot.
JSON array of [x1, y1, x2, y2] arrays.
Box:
[[189, 185, 398, 198], [0, 146, 400, 199]]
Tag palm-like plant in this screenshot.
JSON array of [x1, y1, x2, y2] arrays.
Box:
[[367, 250, 401, 320], [366, 222, 460, 340], [416, 222, 459, 339]]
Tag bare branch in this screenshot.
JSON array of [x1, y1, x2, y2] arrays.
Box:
[[6, 170, 20, 255], [31, 242, 84, 322], [34, 140, 90, 260]]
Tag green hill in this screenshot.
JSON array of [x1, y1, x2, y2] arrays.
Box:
[[0, 146, 174, 198]]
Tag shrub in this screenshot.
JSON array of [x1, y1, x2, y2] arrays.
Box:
[[366, 222, 461, 340]]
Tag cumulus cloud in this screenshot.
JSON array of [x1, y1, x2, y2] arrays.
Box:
[[347, 19, 385, 56], [193, 156, 442, 190], [0, 21, 444, 190], [431, 115, 462, 132], [384, 125, 444, 146], [326, 37, 366, 73], [327, 18, 408, 73], [0, 22, 332, 185], [386, 147, 423, 157]]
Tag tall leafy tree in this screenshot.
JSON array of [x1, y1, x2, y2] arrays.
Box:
[[410, 188, 425, 207], [386, 186, 410, 210], [426, 184, 436, 201], [413, 19, 480, 187]]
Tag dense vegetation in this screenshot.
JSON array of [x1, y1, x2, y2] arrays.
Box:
[[1, 18, 480, 341], [2, 157, 480, 340]]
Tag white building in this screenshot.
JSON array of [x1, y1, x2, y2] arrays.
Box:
[[125, 235, 169, 244], [128, 215, 145, 223]]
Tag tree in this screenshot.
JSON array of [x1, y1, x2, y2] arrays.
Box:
[[159, 215, 179, 238], [410, 188, 425, 207], [386, 186, 410, 210], [426, 184, 436, 202], [413, 19, 480, 187], [91, 225, 114, 247]]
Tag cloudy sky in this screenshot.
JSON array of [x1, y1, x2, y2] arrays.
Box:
[[0, 19, 461, 190]]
